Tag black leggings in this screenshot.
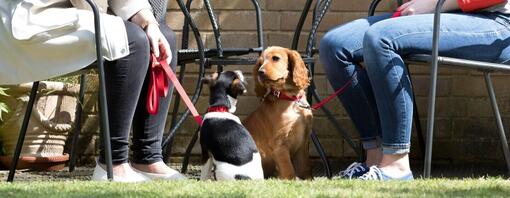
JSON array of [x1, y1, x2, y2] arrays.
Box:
[[98, 21, 176, 165]]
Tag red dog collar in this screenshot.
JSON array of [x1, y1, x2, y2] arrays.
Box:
[[271, 90, 303, 102], [207, 106, 230, 113]]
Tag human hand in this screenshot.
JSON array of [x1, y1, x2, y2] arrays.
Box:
[[398, 0, 438, 16], [145, 23, 171, 63], [397, 0, 460, 16]]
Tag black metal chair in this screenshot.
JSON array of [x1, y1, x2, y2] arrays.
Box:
[[160, 0, 345, 178], [291, 0, 360, 178], [161, 0, 264, 160], [65, 0, 251, 174], [7, 0, 114, 182], [368, 0, 510, 178]]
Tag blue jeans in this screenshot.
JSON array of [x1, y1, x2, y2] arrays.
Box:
[[320, 12, 510, 155]]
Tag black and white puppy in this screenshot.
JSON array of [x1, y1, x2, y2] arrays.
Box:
[[200, 70, 264, 180]]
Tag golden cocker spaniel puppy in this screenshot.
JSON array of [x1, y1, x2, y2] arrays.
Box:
[[243, 46, 313, 179]]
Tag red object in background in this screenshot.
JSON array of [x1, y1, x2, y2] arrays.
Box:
[[458, 0, 506, 12], [392, 10, 402, 18], [391, 6, 403, 18], [391, 0, 506, 17]]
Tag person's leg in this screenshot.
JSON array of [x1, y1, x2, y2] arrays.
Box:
[[99, 21, 150, 164], [319, 14, 391, 167], [362, 12, 510, 179], [94, 21, 151, 181], [129, 25, 181, 177]]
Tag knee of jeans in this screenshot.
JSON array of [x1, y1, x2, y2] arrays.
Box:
[[363, 23, 397, 53], [320, 31, 343, 61], [363, 29, 383, 52], [320, 32, 355, 71], [319, 33, 332, 57]]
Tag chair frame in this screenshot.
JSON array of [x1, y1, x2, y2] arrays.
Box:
[[161, 0, 264, 159], [295, 0, 426, 177], [7, 0, 114, 181], [165, 0, 347, 178], [369, 0, 510, 178]]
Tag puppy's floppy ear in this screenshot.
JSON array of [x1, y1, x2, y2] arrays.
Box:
[[202, 72, 219, 85], [232, 70, 247, 95], [253, 55, 267, 98], [232, 79, 247, 96], [286, 49, 310, 90], [233, 70, 246, 84]]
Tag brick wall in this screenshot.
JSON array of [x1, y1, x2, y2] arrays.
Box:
[[78, 0, 510, 165]]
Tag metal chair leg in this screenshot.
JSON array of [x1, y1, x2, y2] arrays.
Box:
[[424, 0, 446, 178], [311, 130, 332, 178], [69, 74, 87, 172], [484, 72, 510, 176], [406, 64, 426, 160], [412, 97, 426, 159], [424, 66, 438, 178], [163, 0, 207, 163], [181, 127, 200, 174], [306, 61, 333, 178], [7, 81, 39, 182], [85, 0, 113, 180]]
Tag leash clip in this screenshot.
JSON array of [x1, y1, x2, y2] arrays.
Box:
[[295, 98, 311, 110], [272, 90, 281, 98]]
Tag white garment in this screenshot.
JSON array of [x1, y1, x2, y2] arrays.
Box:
[[489, 2, 510, 14], [0, 0, 151, 85]]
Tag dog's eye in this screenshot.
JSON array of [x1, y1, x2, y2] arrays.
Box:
[[272, 56, 280, 62]]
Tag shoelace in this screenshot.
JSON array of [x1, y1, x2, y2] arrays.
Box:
[[339, 162, 366, 178], [359, 166, 383, 180]]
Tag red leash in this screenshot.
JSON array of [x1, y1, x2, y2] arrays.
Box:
[[311, 78, 353, 110], [147, 54, 203, 126], [271, 78, 353, 111], [146, 50, 353, 120]]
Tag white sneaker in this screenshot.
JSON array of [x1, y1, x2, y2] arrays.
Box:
[[91, 162, 150, 182], [131, 163, 187, 180]]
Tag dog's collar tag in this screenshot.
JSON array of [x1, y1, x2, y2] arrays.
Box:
[[272, 90, 281, 98], [295, 98, 311, 109]]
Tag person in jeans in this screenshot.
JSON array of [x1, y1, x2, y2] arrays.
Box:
[[0, 0, 185, 182], [320, 0, 510, 180]]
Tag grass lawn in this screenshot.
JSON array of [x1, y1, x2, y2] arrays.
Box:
[[0, 178, 509, 197]]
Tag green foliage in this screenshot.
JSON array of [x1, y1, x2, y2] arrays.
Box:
[[0, 87, 9, 122], [49, 75, 80, 84]]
